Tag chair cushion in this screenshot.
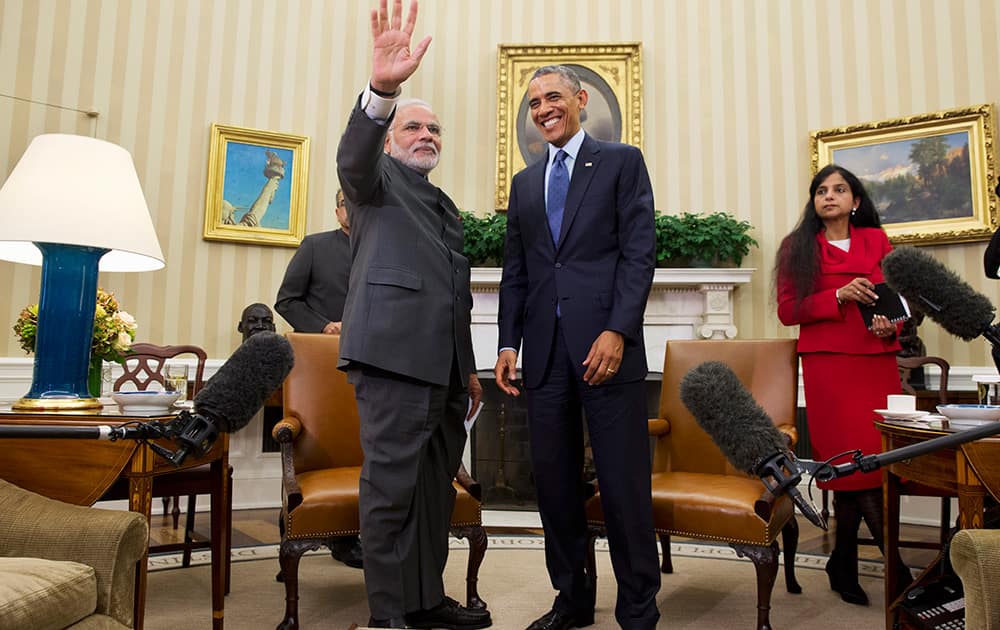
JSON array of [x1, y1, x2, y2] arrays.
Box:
[[288, 467, 482, 538], [586, 471, 792, 545], [0, 557, 97, 629]]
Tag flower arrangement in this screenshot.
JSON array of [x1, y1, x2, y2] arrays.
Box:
[[13, 288, 137, 363]]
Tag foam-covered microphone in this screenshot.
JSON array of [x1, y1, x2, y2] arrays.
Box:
[[882, 247, 996, 341], [166, 331, 294, 465], [680, 361, 828, 530]]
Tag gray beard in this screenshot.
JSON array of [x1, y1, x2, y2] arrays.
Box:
[[389, 138, 439, 175]]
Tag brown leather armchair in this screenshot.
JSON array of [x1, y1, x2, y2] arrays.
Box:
[[586, 339, 802, 630], [272, 332, 487, 630]]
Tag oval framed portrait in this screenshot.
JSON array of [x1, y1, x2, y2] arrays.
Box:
[[496, 43, 643, 210], [515, 64, 623, 168]]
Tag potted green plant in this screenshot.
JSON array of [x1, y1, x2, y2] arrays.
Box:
[[460, 210, 507, 267], [654, 211, 758, 268]]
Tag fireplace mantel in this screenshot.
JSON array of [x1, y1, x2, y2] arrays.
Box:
[[470, 267, 755, 370]]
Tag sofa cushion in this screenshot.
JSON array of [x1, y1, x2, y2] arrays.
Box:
[[0, 557, 97, 630]]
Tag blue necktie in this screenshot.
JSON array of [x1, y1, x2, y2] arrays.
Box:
[[547, 149, 569, 246]]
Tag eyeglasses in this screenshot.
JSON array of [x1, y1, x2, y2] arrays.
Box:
[[394, 121, 443, 137]]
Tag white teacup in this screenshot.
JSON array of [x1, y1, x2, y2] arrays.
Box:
[[886, 394, 916, 412]]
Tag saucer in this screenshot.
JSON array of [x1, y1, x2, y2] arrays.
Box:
[[112, 390, 182, 412], [874, 409, 930, 420]]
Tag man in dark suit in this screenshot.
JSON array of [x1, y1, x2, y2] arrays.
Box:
[[335, 1, 488, 628], [495, 65, 661, 630], [274, 188, 352, 335]]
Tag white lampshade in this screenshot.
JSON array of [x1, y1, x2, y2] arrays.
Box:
[[0, 134, 164, 271]]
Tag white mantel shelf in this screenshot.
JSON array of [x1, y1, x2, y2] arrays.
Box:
[[470, 267, 756, 371]]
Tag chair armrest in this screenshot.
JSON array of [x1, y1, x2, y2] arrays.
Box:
[[752, 488, 778, 522], [272, 415, 303, 442], [273, 416, 304, 510], [455, 462, 482, 502], [0, 479, 148, 627], [648, 418, 670, 436], [777, 424, 798, 449]]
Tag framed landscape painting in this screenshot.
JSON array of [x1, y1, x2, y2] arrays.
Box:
[[203, 124, 310, 247], [810, 104, 997, 246], [495, 43, 643, 210]]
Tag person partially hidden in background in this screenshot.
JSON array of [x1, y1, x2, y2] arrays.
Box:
[[774, 164, 912, 606], [273, 189, 363, 569], [237, 303, 276, 342], [275, 188, 352, 335]]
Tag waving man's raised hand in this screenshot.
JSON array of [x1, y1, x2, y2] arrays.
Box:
[[370, 0, 431, 93]]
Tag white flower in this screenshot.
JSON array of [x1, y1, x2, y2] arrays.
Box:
[[116, 311, 137, 331], [114, 331, 132, 352]]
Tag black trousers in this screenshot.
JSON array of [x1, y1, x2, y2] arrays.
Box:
[[525, 323, 661, 629], [349, 363, 468, 619]]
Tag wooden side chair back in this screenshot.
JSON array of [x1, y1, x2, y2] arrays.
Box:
[[273, 332, 488, 629], [104, 342, 232, 590], [585, 338, 803, 630]]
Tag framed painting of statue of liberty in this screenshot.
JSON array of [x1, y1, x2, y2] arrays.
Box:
[[810, 104, 997, 246], [203, 124, 310, 247]]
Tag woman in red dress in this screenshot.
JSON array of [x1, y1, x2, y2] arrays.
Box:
[[775, 164, 912, 605]]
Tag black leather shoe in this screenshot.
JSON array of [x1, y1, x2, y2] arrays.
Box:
[[329, 536, 364, 569], [825, 559, 869, 606], [368, 616, 407, 628], [406, 596, 491, 629], [525, 608, 595, 630]]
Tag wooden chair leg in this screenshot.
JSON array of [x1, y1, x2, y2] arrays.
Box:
[[452, 524, 488, 610], [161, 496, 172, 523], [182, 494, 197, 568], [732, 541, 779, 630], [658, 533, 673, 574], [225, 466, 233, 595], [276, 538, 322, 630], [780, 517, 802, 594], [171, 494, 182, 529], [939, 497, 952, 548]]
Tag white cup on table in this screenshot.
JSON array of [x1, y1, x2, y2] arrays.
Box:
[[886, 394, 917, 413]]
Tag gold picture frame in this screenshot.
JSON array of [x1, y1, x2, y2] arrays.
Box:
[[203, 123, 310, 247], [810, 104, 997, 246], [495, 42, 643, 210]]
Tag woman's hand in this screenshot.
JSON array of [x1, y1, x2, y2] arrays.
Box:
[[870, 314, 896, 339], [837, 278, 878, 305]]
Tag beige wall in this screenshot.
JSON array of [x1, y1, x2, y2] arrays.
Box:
[[2, 0, 1000, 366]]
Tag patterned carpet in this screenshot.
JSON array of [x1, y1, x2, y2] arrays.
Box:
[[145, 536, 888, 629]]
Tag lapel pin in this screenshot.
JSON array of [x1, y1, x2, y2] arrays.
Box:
[[585, 162, 593, 167]]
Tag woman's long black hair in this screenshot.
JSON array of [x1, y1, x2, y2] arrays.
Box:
[[774, 164, 881, 302]]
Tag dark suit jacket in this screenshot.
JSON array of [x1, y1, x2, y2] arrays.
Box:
[[336, 100, 475, 387], [274, 228, 352, 332], [498, 134, 656, 388]]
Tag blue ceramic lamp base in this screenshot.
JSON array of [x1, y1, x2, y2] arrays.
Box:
[[13, 243, 108, 411]]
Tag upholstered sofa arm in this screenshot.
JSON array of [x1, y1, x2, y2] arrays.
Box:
[[951, 529, 1000, 629], [0, 478, 148, 627]]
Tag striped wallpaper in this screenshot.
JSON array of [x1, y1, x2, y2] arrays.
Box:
[[2, 0, 1000, 368]]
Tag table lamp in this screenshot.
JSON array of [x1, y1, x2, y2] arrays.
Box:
[[0, 134, 164, 410]]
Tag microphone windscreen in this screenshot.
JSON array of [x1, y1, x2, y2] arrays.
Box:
[[679, 361, 788, 474], [882, 247, 995, 341], [193, 332, 294, 433]]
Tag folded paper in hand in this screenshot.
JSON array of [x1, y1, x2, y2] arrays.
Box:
[[857, 282, 910, 327]]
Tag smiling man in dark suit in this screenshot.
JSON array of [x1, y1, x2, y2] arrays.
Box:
[[495, 65, 661, 630], [335, 1, 487, 629]]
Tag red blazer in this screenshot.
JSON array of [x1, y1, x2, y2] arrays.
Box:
[[777, 227, 902, 355]]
